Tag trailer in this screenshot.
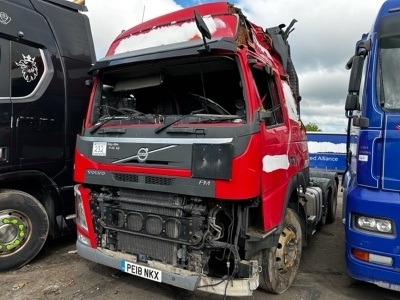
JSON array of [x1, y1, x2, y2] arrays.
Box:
[[307, 132, 347, 173]]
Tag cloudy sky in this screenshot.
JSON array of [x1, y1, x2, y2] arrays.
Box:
[[84, 0, 386, 132]]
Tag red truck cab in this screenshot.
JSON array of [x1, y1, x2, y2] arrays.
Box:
[[74, 2, 337, 296]]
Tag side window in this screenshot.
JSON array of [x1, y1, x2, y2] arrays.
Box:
[[11, 41, 44, 98], [251, 65, 284, 126], [0, 39, 10, 98]]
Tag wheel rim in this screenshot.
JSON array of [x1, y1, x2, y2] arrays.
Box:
[[0, 210, 31, 256], [275, 226, 299, 272]]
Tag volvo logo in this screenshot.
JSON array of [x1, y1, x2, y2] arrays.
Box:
[[137, 148, 149, 162], [87, 170, 106, 176]]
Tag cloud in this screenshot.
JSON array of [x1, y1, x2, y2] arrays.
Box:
[[234, 0, 385, 131], [84, 0, 182, 59], [235, 0, 384, 71]]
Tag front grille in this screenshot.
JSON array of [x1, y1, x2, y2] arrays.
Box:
[[113, 173, 139, 183], [145, 176, 175, 186], [113, 173, 175, 186]]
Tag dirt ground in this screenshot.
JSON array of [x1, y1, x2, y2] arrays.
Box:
[[2, 187, 400, 300]]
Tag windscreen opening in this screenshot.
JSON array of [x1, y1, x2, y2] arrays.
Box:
[[90, 56, 246, 125]]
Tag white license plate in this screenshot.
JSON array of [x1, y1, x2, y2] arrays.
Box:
[[92, 142, 107, 156], [121, 260, 162, 282]]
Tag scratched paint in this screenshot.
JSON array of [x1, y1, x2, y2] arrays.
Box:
[[115, 17, 226, 54], [262, 154, 289, 173], [371, 280, 400, 292], [281, 81, 299, 122]]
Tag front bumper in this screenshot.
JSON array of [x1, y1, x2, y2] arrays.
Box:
[[345, 186, 400, 291], [345, 244, 400, 291], [76, 239, 259, 296]]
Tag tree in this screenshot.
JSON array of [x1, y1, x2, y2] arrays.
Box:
[[305, 122, 322, 132]]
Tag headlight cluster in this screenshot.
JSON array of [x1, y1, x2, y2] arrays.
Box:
[[354, 214, 394, 235]]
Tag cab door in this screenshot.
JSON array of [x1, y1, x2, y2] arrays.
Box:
[[0, 38, 12, 170], [382, 114, 400, 191], [10, 40, 64, 173], [249, 61, 291, 230]]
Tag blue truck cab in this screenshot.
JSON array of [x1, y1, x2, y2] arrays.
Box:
[[343, 0, 400, 290]]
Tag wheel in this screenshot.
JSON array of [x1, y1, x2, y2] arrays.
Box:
[[256, 208, 303, 294], [326, 184, 338, 224], [0, 190, 49, 272]]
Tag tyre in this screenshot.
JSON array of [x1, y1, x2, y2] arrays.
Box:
[[0, 189, 49, 272], [326, 184, 338, 224], [256, 208, 303, 294]]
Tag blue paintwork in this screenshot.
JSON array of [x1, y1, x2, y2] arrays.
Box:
[[307, 132, 347, 173], [343, 0, 400, 291]]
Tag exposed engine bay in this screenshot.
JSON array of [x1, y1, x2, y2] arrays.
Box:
[[89, 186, 260, 279]]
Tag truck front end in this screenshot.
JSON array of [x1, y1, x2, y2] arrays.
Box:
[[74, 2, 311, 296], [74, 4, 265, 296], [344, 0, 400, 290], [74, 51, 261, 295]]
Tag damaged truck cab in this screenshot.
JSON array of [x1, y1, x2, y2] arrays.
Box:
[[74, 2, 338, 296]]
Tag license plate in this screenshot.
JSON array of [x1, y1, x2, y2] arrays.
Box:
[[121, 260, 162, 282], [92, 142, 107, 156]]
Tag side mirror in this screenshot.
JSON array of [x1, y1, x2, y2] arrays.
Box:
[[258, 110, 272, 121], [345, 94, 359, 111], [353, 116, 369, 128], [348, 56, 364, 93]]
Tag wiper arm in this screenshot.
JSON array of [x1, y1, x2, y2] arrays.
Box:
[[90, 105, 151, 134], [90, 115, 118, 134], [155, 109, 204, 134], [189, 92, 231, 115]]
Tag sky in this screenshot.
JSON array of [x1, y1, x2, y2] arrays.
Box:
[[83, 0, 386, 132]]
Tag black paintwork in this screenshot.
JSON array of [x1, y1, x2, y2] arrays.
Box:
[[0, 0, 95, 237]]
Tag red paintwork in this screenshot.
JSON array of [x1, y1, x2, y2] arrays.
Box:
[[75, 184, 97, 248], [74, 134, 260, 200], [77, 1, 308, 235]]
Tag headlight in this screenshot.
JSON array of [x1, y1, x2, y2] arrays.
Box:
[[354, 214, 394, 234], [74, 185, 88, 232]]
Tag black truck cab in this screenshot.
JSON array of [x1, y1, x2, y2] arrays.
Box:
[[0, 0, 95, 271]]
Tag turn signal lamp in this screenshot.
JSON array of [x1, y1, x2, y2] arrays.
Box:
[[352, 249, 393, 266]]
